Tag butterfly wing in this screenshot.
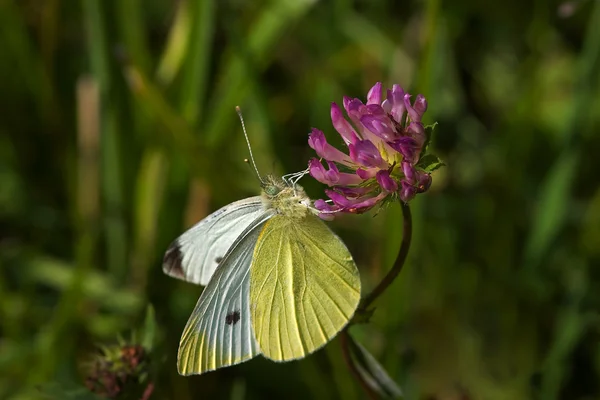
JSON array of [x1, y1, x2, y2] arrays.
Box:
[[177, 210, 274, 375], [249, 214, 361, 361], [163, 196, 263, 285]]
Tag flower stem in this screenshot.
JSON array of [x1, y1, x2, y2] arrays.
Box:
[[341, 202, 412, 397], [339, 330, 378, 400], [360, 202, 412, 311], [141, 381, 154, 400]]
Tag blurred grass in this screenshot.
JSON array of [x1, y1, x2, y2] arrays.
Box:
[[1, 0, 600, 399]]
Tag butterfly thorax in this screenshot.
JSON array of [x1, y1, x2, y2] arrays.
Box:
[[261, 175, 311, 219]]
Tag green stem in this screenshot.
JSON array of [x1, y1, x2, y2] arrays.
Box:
[[341, 201, 412, 397], [361, 202, 412, 311]]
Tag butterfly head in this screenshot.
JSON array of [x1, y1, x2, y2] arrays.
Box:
[[261, 175, 311, 219]]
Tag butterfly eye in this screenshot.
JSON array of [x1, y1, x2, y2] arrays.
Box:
[[264, 185, 280, 196]]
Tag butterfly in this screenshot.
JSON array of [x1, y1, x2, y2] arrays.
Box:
[[163, 172, 362, 375]]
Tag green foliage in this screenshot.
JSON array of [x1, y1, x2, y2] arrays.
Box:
[[1, 0, 600, 399], [415, 154, 445, 173]]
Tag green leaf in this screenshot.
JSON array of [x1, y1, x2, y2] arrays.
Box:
[[348, 334, 403, 399], [141, 304, 157, 351], [524, 150, 577, 269], [179, 0, 216, 126], [416, 153, 445, 173], [156, 0, 192, 85]]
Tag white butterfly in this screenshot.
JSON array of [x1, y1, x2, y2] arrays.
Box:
[[163, 110, 361, 375]]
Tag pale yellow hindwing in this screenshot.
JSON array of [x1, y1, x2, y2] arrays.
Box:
[[249, 214, 361, 361]]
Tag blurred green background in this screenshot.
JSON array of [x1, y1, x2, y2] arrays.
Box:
[[1, 0, 600, 399]]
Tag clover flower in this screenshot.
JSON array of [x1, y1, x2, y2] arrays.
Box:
[[84, 343, 153, 399], [308, 82, 441, 219]]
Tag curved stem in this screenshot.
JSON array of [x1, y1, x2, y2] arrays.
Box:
[[341, 202, 412, 397], [361, 202, 412, 310], [141, 381, 154, 400], [339, 330, 378, 400]]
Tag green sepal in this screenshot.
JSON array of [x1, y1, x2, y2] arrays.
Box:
[[419, 122, 438, 157], [415, 153, 445, 173]]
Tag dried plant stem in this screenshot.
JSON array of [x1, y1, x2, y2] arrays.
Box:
[[339, 330, 378, 400], [361, 202, 412, 310]]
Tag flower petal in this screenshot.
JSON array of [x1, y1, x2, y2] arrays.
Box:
[[366, 82, 382, 105], [308, 128, 353, 166], [360, 114, 397, 141], [389, 137, 420, 164], [331, 103, 359, 144], [308, 158, 329, 184], [343, 96, 353, 112], [343, 97, 389, 148], [324, 161, 340, 182], [326, 161, 364, 185], [386, 85, 406, 124], [325, 189, 356, 208], [400, 181, 417, 202], [406, 122, 426, 148], [404, 93, 427, 123], [402, 161, 416, 184], [365, 104, 386, 115], [344, 98, 368, 133], [344, 97, 365, 118], [356, 168, 378, 180], [414, 94, 428, 116], [349, 191, 388, 210], [318, 213, 336, 221], [416, 171, 432, 193], [314, 199, 339, 220], [376, 170, 398, 192], [325, 190, 388, 213], [335, 186, 372, 198], [314, 199, 332, 210], [308, 158, 362, 186], [348, 140, 388, 169]]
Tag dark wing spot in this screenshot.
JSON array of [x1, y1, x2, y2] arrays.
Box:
[[225, 310, 241, 325], [215, 256, 223, 264], [163, 241, 185, 279]]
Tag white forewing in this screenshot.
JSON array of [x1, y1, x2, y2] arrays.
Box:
[[163, 196, 263, 285], [177, 210, 274, 375]]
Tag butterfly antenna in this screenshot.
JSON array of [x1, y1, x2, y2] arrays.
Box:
[[236, 106, 263, 183]]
